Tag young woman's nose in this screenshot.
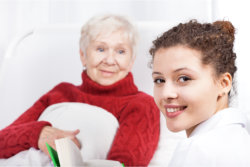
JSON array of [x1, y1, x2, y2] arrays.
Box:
[[162, 82, 178, 100]]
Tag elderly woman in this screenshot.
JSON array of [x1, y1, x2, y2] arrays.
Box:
[[0, 15, 160, 166]]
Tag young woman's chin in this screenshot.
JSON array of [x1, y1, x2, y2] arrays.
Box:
[[166, 123, 184, 133]]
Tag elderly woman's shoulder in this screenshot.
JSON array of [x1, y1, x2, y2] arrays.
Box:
[[132, 91, 158, 107], [49, 82, 80, 93], [124, 91, 159, 117]]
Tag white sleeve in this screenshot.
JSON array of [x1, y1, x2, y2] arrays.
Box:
[[168, 137, 215, 167]]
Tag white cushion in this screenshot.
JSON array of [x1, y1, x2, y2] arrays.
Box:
[[0, 102, 119, 166], [39, 102, 119, 160]]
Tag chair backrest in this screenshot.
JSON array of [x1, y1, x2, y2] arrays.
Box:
[[0, 25, 82, 128]]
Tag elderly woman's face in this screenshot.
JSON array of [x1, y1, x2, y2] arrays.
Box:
[[81, 30, 134, 86]]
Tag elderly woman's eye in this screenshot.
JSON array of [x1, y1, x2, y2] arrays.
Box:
[[97, 48, 104, 52], [118, 50, 125, 54]]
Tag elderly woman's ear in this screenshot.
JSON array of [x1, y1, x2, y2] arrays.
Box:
[[80, 49, 86, 67]]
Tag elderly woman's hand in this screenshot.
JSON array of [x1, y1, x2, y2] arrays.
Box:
[[38, 126, 81, 157]]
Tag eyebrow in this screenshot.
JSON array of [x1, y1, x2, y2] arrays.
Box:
[[152, 71, 162, 76], [92, 41, 106, 45], [152, 67, 196, 76], [174, 67, 189, 73], [94, 41, 129, 48]]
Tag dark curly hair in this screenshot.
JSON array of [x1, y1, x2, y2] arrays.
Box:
[[149, 20, 237, 80]]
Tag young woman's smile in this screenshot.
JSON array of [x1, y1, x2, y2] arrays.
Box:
[[164, 104, 187, 118]]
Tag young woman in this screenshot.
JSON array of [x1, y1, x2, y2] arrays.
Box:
[[150, 20, 250, 166], [0, 14, 160, 166]]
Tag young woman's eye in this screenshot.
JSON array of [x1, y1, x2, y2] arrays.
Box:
[[118, 50, 125, 54], [97, 48, 104, 52], [178, 76, 191, 83], [154, 78, 165, 84]]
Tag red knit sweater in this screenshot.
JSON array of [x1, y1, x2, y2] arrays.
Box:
[[0, 71, 160, 166]]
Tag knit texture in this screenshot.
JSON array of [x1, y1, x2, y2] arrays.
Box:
[[0, 71, 160, 166]]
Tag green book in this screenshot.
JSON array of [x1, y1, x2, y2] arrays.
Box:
[[46, 138, 123, 167], [46, 142, 60, 167]]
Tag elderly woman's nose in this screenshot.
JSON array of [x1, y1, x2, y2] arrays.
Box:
[[104, 51, 116, 64]]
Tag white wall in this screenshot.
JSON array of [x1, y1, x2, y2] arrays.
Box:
[[212, 0, 250, 113], [1, 0, 250, 121], [0, 0, 212, 68]]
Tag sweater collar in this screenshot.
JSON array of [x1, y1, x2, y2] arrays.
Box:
[[80, 70, 138, 96]]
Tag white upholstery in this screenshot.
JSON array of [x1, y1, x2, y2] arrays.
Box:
[[0, 22, 188, 166], [39, 103, 119, 161]]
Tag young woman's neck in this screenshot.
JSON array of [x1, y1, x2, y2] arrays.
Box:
[[186, 95, 229, 138]]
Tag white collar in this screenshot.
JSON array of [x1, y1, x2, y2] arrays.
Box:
[[189, 108, 247, 137]]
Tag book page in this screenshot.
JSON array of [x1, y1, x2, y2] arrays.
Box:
[[55, 138, 84, 167], [83, 160, 123, 167]]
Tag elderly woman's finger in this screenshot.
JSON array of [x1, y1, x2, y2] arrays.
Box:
[[72, 129, 80, 135], [71, 137, 81, 149]]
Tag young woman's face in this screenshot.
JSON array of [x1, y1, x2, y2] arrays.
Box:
[[152, 45, 223, 136], [81, 30, 134, 86]]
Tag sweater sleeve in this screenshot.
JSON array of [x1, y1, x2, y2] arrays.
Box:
[[106, 94, 160, 166], [0, 82, 81, 159], [0, 93, 52, 158]]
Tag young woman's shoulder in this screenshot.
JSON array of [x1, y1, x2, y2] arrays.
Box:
[[179, 124, 250, 164]]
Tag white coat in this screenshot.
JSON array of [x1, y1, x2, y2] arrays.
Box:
[[168, 108, 250, 167]]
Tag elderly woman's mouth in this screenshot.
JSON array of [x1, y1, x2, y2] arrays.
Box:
[[100, 70, 116, 76]]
